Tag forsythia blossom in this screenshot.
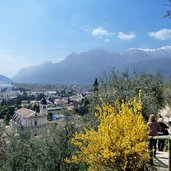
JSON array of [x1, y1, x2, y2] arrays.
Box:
[[70, 91, 149, 171]]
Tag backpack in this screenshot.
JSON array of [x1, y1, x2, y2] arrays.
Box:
[[164, 129, 169, 135]]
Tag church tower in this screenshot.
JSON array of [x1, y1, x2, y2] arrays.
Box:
[[93, 78, 99, 101], [39, 97, 48, 116], [93, 78, 99, 92]]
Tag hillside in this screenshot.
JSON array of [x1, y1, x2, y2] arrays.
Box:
[[131, 58, 171, 78], [0, 75, 13, 87], [13, 46, 171, 84], [13, 49, 125, 84]]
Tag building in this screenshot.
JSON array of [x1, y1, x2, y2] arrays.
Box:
[[10, 98, 48, 136]]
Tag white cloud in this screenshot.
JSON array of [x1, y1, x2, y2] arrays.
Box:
[[149, 29, 171, 40], [92, 27, 114, 37], [118, 32, 136, 40]]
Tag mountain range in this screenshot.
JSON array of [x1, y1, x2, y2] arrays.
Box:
[[0, 75, 13, 87], [13, 46, 171, 84]]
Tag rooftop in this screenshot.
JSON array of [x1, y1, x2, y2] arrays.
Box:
[[16, 108, 35, 118]]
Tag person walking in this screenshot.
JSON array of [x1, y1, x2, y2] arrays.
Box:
[[158, 117, 169, 151], [147, 114, 161, 157]]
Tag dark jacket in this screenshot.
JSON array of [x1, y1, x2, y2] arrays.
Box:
[[159, 122, 169, 135]]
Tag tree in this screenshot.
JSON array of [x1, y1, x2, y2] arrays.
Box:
[[0, 130, 35, 171], [30, 118, 79, 171], [93, 78, 99, 92], [165, 0, 171, 18], [99, 69, 164, 120], [67, 95, 70, 104], [47, 112, 53, 121], [36, 93, 45, 101], [0, 106, 15, 119], [4, 113, 10, 125], [70, 93, 149, 171], [0, 125, 7, 168], [162, 79, 171, 117], [31, 104, 40, 113], [1, 99, 7, 106], [74, 98, 90, 116], [0, 116, 79, 171]]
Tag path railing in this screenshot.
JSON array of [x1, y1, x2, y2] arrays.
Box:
[[149, 135, 171, 171]]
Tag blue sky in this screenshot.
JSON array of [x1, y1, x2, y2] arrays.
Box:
[[0, 0, 171, 77]]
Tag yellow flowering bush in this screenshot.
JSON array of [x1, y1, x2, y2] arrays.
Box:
[[71, 91, 149, 171]]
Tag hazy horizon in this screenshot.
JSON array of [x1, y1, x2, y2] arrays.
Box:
[[0, 0, 171, 77]]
